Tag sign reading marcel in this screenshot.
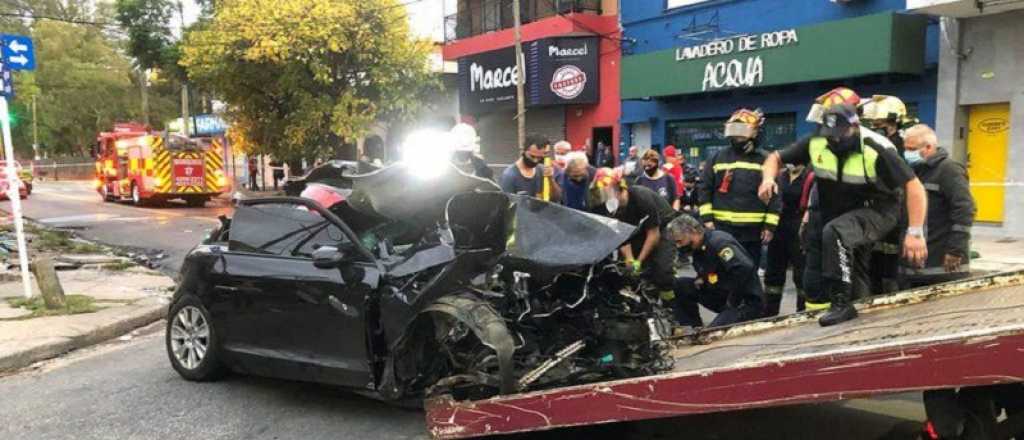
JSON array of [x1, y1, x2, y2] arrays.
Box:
[[458, 37, 599, 114], [674, 29, 799, 92]]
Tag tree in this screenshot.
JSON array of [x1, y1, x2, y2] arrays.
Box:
[[115, 0, 175, 125], [181, 0, 439, 162]]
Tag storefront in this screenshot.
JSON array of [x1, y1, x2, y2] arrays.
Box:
[[906, 1, 1024, 236], [619, 2, 939, 165]]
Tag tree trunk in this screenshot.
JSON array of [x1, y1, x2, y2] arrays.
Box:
[[31, 257, 66, 310], [139, 69, 150, 126]]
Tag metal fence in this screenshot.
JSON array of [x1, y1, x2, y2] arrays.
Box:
[[445, 0, 601, 42], [23, 159, 95, 181]]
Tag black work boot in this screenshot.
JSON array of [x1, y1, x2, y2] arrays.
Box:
[[819, 285, 857, 327]]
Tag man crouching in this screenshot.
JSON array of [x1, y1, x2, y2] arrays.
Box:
[[665, 215, 765, 328]]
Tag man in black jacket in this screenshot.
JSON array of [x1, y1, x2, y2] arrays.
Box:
[[901, 124, 976, 286]]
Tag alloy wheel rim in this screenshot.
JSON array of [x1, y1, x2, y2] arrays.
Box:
[[170, 306, 210, 370]]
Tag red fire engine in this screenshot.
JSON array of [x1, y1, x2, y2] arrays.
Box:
[[94, 123, 229, 206]]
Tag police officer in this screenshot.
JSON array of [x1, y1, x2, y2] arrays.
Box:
[[901, 124, 976, 287], [699, 109, 781, 265], [665, 215, 764, 328], [860, 95, 917, 294], [760, 104, 929, 326], [591, 167, 678, 301]]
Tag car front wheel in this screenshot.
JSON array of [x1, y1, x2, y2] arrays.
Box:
[[166, 295, 226, 381]]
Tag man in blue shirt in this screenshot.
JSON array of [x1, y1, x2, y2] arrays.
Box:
[[556, 152, 594, 211], [499, 135, 562, 202]]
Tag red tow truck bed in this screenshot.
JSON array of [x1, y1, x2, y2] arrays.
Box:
[[425, 271, 1024, 439]]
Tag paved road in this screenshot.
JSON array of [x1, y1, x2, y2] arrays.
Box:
[[0, 181, 926, 440]]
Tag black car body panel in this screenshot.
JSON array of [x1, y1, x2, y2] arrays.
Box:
[[173, 163, 671, 401]]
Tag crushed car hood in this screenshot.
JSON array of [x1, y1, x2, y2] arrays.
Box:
[[446, 192, 636, 275], [347, 162, 500, 229]]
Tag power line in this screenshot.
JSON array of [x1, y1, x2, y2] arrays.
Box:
[[0, 11, 119, 28]]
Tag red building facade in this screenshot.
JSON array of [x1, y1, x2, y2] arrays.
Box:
[[443, 1, 621, 165]]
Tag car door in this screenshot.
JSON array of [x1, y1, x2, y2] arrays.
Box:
[[214, 199, 376, 387]]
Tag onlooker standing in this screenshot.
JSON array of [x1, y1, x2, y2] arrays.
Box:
[[679, 174, 700, 215], [556, 152, 594, 211], [633, 149, 679, 209], [621, 146, 640, 178], [270, 160, 285, 191], [662, 145, 684, 197], [247, 157, 260, 191], [499, 135, 561, 202], [901, 124, 976, 287], [763, 164, 815, 316], [552, 140, 572, 170]]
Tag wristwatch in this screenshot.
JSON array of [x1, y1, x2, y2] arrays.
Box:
[[906, 226, 925, 238]]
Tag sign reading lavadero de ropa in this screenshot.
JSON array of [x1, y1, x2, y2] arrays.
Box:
[[621, 12, 927, 99]]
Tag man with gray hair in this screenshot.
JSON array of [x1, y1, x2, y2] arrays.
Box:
[[665, 215, 765, 328], [901, 124, 976, 286], [556, 151, 594, 211]]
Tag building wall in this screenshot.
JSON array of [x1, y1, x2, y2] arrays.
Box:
[[564, 17, 621, 158], [935, 10, 1024, 236]]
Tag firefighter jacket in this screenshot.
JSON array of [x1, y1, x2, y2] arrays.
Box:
[[911, 148, 976, 271], [698, 146, 781, 241], [692, 230, 765, 309]]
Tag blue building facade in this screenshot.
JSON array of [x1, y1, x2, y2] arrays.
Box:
[[619, 0, 939, 163]]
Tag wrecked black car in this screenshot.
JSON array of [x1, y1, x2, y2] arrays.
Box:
[[166, 162, 674, 402]]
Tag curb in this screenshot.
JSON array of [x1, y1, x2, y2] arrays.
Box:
[[0, 301, 168, 372]]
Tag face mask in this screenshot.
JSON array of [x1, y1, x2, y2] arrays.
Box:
[[827, 135, 859, 154], [730, 138, 754, 154], [904, 149, 924, 165], [521, 152, 539, 168], [605, 196, 620, 214], [644, 164, 658, 176]]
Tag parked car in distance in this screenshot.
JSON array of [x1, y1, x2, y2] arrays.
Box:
[[0, 161, 29, 200]]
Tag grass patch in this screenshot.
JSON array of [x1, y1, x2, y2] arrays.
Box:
[[6, 294, 100, 318], [32, 229, 104, 254], [100, 261, 135, 271]]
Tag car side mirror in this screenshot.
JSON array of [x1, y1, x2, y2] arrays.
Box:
[[312, 245, 345, 269]]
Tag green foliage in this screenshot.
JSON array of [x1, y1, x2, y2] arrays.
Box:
[[115, 0, 174, 71], [7, 294, 100, 318], [182, 0, 440, 161]]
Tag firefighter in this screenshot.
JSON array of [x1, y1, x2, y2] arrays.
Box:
[[901, 124, 976, 287], [450, 123, 494, 180], [763, 162, 814, 316], [860, 95, 917, 294], [698, 109, 781, 265], [800, 87, 865, 312], [665, 214, 764, 328], [590, 167, 677, 302], [760, 103, 929, 326]]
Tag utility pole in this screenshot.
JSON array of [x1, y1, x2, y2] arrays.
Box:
[[177, 1, 190, 137], [140, 69, 149, 126], [31, 94, 38, 160], [512, 0, 526, 150]]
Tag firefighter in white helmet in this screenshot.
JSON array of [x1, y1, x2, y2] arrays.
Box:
[[449, 123, 493, 180], [860, 95, 916, 157]]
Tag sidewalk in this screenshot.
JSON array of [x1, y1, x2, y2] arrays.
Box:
[[0, 265, 174, 372], [970, 235, 1024, 274]]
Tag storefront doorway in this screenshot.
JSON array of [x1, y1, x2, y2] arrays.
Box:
[[591, 126, 614, 166], [967, 103, 1010, 224]]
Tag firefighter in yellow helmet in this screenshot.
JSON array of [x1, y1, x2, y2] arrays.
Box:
[[698, 108, 781, 266], [860, 95, 917, 157], [860, 95, 918, 295]]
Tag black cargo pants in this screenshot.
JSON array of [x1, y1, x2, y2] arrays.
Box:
[[819, 207, 898, 302], [764, 221, 805, 315]]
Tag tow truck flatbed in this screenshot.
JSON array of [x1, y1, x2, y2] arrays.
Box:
[[425, 270, 1024, 439]]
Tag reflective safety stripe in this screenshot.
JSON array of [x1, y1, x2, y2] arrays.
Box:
[[924, 182, 941, 192], [804, 301, 831, 311], [952, 224, 972, 232], [699, 203, 713, 216], [712, 161, 763, 172], [765, 285, 784, 296], [711, 210, 773, 224], [765, 213, 780, 226]]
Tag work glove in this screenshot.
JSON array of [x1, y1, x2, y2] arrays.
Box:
[[631, 259, 643, 275]]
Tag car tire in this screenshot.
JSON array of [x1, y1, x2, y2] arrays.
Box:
[[185, 197, 206, 208], [166, 294, 227, 381]]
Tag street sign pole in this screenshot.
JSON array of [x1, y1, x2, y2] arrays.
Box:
[[0, 96, 32, 299]]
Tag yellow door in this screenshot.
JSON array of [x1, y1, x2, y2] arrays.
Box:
[[967, 103, 1010, 223]]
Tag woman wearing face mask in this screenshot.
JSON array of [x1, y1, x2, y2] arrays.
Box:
[[633, 149, 680, 210]]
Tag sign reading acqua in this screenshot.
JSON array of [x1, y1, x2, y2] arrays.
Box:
[[673, 29, 799, 92]]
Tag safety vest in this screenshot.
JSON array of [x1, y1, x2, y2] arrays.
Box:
[[808, 136, 878, 185]]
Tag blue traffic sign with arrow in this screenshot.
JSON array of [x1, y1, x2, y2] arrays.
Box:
[[1, 34, 35, 71]]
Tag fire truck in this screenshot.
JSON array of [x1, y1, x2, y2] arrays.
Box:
[[94, 123, 229, 207]]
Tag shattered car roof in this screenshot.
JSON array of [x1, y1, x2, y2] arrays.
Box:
[[347, 162, 501, 228]]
